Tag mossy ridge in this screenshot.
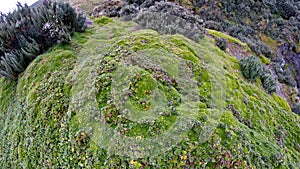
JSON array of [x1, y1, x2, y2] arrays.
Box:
[[207, 28, 249, 49], [0, 17, 299, 168]]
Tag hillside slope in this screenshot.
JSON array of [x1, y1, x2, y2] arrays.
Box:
[[0, 16, 299, 168]]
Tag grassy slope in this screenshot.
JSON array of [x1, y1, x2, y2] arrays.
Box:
[[0, 17, 299, 168]]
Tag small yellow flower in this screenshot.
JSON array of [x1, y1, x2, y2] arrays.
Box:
[[136, 136, 142, 141]]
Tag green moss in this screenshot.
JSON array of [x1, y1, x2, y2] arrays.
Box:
[[272, 93, 292, 112], [207, 28, 249, 49], [0, 18, 299, 168], [0, 78, 16, 113], [17, 50, 76, 100], [259, 54, 271, 65], [94, 16, 113, 26], [259, 33, 278, 52]]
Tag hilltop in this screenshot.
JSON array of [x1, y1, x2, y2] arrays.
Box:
[[0, 0, 299, 168]]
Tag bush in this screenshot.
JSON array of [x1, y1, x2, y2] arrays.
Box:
[[260, 68, 276, 93], [133, 11, 203, 42], [92, 0, 125, 17], [216, 38, 227, 50], [146, 1, 204, 26], [276, 0, 297, 19], [0, 1, 86, 80], [96, 1, 205, 41], [119, 4, 139, 20], [246, 38, 274, 59], [292, 103, 300, 115], [127, 1, 205, 42], [125, 0, 147, 5], [205, 20, 223, 31], [274, 63, 297, 87], [240, 56, 262, 81]]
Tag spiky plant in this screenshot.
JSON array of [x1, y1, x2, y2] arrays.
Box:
[[240, 56, 262, 81], [260, 68, 277, 93], [0, 1, 86, 80]]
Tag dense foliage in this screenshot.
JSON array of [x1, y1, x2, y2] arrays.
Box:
[[240, 56, 262, 82], [261, 68, 277, 93], [292, 103, 300, 115], [275, 62, 297, 87], [133, 11, 203, 42], [215, 37, 227, 50], [93, 0, 205, 41], [0, 1, 86, 80]]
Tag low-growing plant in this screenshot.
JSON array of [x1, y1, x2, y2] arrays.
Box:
[[240, 56, 262, 81]]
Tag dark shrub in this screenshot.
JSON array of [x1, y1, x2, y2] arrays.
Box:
[[292, 103, 300, 115], [92, 0, 125, 18], [129, 1, 205, 42], [260, 68, 277, 93], [246, 38, 274, 59], [125, 0, 148, 5], [216, 38, 227, 50], [0, 1, 86, 80], [240, 56, 262, 81], [133, 11, 203, 42], [276, 0, 297, 19], [119, 4, 139, 20], [98, 0, 205, 40], [274, 63, 297, 87], [205, 20, 223, 31]]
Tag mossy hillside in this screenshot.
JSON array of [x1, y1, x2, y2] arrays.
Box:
[[0, 18, 299, 168]]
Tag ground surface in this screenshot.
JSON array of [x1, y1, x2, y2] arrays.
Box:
[[0, 17, 299, 168]]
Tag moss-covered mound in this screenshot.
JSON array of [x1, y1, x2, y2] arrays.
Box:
[[0, 17, 299, 168]]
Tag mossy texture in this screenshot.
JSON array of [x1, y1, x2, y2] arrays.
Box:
[[0, 18, 299, 168], [207, 29, 249, 49]]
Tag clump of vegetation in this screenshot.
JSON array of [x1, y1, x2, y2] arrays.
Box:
[[124, 0, 146, 5], [215, 37, 227, 50], [0, 1, 86, 80], [292, 103, 300, 115], [92, 0, 125, 17], [246, 39, 274, 59], [275, 0, 297, 19], [131, 1, 205, 41], [93, 0, 205, 41], [260, 67, 277, 93], [240, 56, 262, 81], [274, 63, 297, 87], [133, 11, 203, 42]]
